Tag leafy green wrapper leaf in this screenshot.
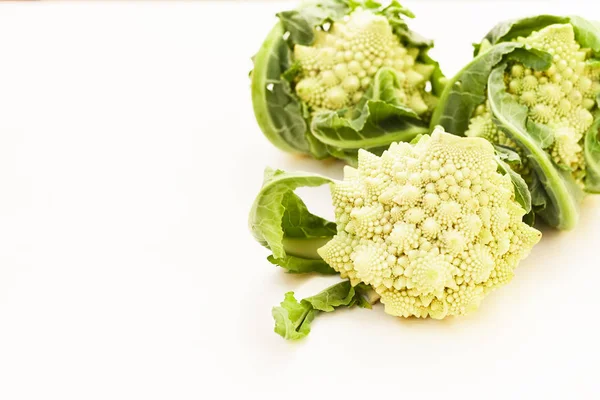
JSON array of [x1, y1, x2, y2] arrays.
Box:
[[303, 281, 357, 311], [494, 145, 532, 214], [584, 112, 600, 193], [479, 15, 569, 49], [494, 144, 522, 164], [496, 157, 532, 214], [277, 0, 349, 45], [477, 14, 600, 56], [280, 191, 336, 239], [570, 15, 600, 196], [272, 292, 315, 340], [249, 168, 336, 273], [430, 42, 523, 136], [251, 23, 312, 155], [568, 15, 600, 54], [272, 281, 377, 340], [506, 47, 553, 70], [529, 174, 548, 209], [419, 49, 446, 97]]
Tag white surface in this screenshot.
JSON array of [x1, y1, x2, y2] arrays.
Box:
[[0, 1, 599, 399]]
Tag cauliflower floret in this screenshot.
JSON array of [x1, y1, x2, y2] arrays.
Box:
[[318, 127, 541, 319], [293, 9, 435, 114], [468, 23, 600, 187]]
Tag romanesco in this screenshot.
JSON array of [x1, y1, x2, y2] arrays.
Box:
[[317, 127, 541, 318], [251, 0, 443, 162], [431, 15, 600, 230], [466, 24, 600, 186]]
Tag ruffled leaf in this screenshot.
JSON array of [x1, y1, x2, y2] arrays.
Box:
[[251, 23, 312, 155], [272, 281, 377, 340], [584, 111, 600, 193], [249, 168, 335, 269], [479, 15, 569, 48]]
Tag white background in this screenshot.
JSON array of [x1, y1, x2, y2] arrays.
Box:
[[0, 1, 599, 399]]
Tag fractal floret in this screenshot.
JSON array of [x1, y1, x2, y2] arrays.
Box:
[[431, 15, 600, 230], [251, 0, 444, 162], [294, 8, 435, 115], [317, 127, 541, 319]]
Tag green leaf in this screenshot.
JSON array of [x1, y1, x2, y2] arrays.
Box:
[[302, 280, 357, 311], [487, 64, 583, 229], [569, 15, 600, 54], [272, 280, 377, 340], [496, 157, 532, 214], [478, 14, 600, 55], [419, 49, 446, 97], [305, 130, 330, 159], [248, 168, 334, 261], [281, 191, 336, 239], [506, 47, 552, 70], [494, 144, 522, 164], [267, 255, 337, 274], [312, 103, 429, 149], [277, 0, 349, 46], [348, 0, 382, 10], [363, 66, 411, 107], [584, 111, 600, 193], [379, 1, 433, 48], [494, 145, 534, 215], [587, 58, 600, 69], [430, 42, 523, 135], [522, 209, 536, 227], [251, 23, 311, 155], [312, 68, 430, 149], [473, 39, 492, 57], [272, 292, 315, 340], [481, 15, 569, 46], [527, 120, 555, 149], [529, 173, 549, 209], [353, 283, 380, 309]]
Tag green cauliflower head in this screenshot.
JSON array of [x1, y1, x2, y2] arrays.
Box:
[[431, 15, 600, 230], [466, 23, 600, 186], [250, 0, 443, 162], [318, 127, 541, 319]]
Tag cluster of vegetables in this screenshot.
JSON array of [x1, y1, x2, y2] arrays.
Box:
[[248, 0, 600, 340]]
